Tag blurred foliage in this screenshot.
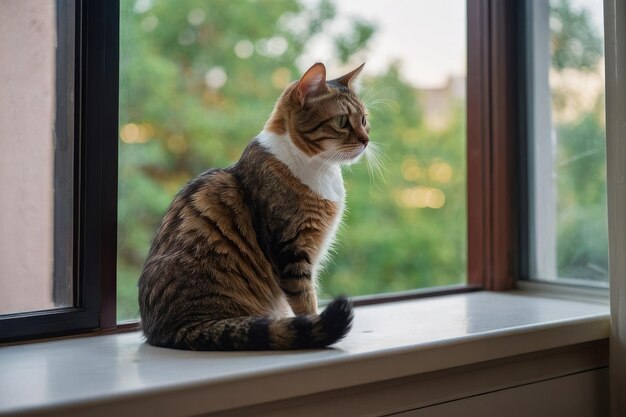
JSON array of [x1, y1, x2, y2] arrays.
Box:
[[549, 0, 608, 281], [117, 0, 609, 321], [118, 0, 466, 320], [335, 19, 376, 64], [550, 0, 603, 71], [555, 108, 608, 280]]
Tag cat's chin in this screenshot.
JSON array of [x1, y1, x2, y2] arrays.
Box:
[[327, 146, 366, 165]]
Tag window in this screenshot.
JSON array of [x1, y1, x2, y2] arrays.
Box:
[[0, 0, 609, 341], [523, 0, 608, 287], [117, 0, 468, 320]]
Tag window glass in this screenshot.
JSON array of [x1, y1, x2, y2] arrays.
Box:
[[527, 0, 608, 286], [0, 0, 75, 315], [118, 0, 467, 320]]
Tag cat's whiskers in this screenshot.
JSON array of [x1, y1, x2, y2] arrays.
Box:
[[364, 140, 389, 190], [364, 98, 395, 112], [360, 82, 388, 105], [361, 86, 394, 111]]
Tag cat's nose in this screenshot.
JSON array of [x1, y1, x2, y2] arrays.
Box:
[[358, 136, 369, 147]]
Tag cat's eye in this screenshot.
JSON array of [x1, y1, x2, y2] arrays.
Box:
[[362, 115, 367, 126], [333, 115, 349, 129]]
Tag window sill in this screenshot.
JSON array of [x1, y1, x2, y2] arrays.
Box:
[[0, 291, 609, 417]]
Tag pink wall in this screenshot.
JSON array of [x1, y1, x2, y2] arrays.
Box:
[[0, 1, 55, 314]]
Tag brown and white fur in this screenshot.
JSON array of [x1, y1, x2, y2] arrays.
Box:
[[139, 63, 369, 350]]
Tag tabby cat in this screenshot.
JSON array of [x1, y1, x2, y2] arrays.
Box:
[[139, 63, 370, 350]]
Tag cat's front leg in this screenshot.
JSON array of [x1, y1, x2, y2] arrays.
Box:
[[279, 261, 318, 315]]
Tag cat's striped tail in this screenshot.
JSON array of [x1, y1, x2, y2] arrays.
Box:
[[163, 296, 353, 351]]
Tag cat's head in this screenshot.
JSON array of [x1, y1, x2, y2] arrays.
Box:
[[265, 63, 370, 164]]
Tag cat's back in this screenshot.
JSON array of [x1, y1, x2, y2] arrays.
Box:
[[149, 167, 245, 254], [141, 139, 286, 280], [138, 165, 281, 339]]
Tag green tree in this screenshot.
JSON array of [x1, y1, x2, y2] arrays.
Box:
[[119, 0, 344, 318], [550, 0, 603, 71], [322, 65, 466, 297], [118, 0, 467, 319]]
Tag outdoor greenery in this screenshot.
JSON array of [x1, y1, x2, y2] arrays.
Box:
[[118, 0, 466, 319], [549, 0, 608, 281], [117, 0, 608, 320], [550, 0, 603, 71]]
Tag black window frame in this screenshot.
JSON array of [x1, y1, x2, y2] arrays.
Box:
[[0, 0, 120, 342]]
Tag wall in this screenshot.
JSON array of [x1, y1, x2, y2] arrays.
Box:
[[0, 0, 55, 314]]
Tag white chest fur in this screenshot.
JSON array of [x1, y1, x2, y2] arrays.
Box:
[[257, 131, 345, 203]]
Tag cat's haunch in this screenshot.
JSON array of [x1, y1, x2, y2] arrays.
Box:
[[138, 63, 368, 350]]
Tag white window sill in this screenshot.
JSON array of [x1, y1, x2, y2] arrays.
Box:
[[0, 291, 609, 417]]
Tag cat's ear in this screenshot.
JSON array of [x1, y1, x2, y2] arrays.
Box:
[[294, 63, 329, 106], [334, 63, 365, 91]]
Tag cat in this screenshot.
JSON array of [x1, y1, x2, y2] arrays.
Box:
[[138, 62, 370, 350]]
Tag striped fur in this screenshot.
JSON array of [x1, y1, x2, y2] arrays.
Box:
[[139, 63, 368, 350]]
